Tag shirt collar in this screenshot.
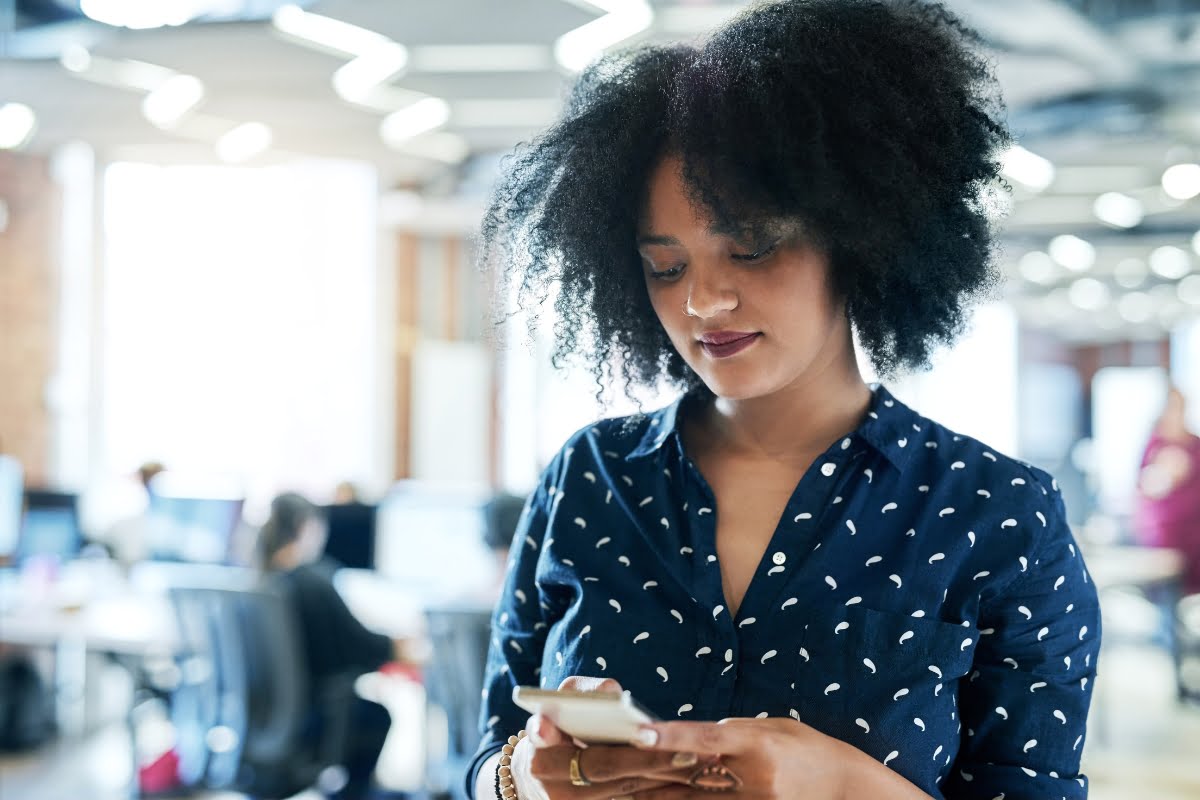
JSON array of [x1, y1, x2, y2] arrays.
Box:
[[625, 393, 688, 461], [625, 384, 920, 473]]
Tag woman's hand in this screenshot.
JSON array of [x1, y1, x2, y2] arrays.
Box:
[[628, 717, 890, 800], [510, 676, 699, 800]]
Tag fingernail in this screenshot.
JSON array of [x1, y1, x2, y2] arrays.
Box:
[[635, 727, 659, 747], [529, 727, 547, 748], [671, 752, 698, 768]]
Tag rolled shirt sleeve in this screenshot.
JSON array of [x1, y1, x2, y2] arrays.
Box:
[[465, 465, 562, 798], [944, 482, 1101, 799]]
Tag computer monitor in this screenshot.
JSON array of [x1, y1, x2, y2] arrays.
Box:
[[0, 456, 22, 559], [145, 494, 244, 564], [18, 489, 83, 564], [374, 484, 497, 605], [322, 502, 376, 571]]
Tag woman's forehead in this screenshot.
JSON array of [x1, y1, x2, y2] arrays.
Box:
[[638, 155, 807, 242]]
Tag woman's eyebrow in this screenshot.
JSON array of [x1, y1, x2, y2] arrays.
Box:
[[636, 233, 681, 246]]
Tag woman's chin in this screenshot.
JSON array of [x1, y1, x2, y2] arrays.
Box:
[[695, 368, 778, 403]]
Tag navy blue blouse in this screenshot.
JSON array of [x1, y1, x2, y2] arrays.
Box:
[[470, 385, 1101, 799]]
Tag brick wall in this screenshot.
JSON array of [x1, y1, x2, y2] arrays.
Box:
[[0, 152, 58, 485]]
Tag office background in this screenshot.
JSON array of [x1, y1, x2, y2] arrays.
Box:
[[1, 1, 1199, 799]]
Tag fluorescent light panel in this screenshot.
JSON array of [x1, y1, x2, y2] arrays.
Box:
[[1048, 234, 1095, 272], [1000, 145, 1055, 192], [1149, 246, 1192, 280], [1092, 191, 1143, 228], [272, 4, 393, 58], [1162, 163, 1200, 201], [555, 0, 654, 72], [380, 98, 452, 145], [80, 0, 203, 29], [142, 74, 205, 129], [333, 42, 409, 103], [216, 122, 272, 163]]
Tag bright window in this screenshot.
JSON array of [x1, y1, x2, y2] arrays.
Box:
[[99, 160, 380, 520]]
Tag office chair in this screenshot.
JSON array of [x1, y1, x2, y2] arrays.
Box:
[[168, 583, 355, 798], [422, 605, 494, 800]]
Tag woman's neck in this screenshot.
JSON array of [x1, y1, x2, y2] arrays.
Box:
[[700, 340, 872, 466], [1157, 419, 1192, 443]]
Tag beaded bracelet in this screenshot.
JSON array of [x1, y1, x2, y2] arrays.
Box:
[[496, 730, 527, 800]]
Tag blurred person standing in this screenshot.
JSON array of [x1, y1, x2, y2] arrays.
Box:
[[100, 461, 165, 566], [1137, 387, 1200, 593], [258, 492, 397, 800]]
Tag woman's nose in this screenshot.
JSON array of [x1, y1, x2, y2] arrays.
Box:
[[685, 268, 738, 319]]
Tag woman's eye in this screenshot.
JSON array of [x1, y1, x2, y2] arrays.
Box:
[[649, 264, 685, 280], [732, 240, 780, 263]]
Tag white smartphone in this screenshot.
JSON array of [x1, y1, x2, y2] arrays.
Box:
[[512, 686, 659, 744]]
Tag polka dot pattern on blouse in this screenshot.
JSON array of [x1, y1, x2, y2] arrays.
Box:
[[469, 385, 1100, 800]]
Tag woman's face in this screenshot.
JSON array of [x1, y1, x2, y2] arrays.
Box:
[[638, 156, 851, 401]]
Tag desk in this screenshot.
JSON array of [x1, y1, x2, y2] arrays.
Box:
[[0, 564, 180, 742], [1084, 545, 1185, 593], [1083, 545, 1189, 744]]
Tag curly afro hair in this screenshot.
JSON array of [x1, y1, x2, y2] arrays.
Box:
[[482, 0, 1011, 400]]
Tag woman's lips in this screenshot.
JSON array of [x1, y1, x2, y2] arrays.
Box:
[[699, 332, 761, 359]]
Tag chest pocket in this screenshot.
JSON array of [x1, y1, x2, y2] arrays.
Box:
[[792, 606, 979, 747]]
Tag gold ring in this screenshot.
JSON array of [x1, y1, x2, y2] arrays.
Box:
[[688, 759, 743, 792], [569, 747, 592, 787]]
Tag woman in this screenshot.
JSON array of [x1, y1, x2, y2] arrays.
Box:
[[1137, 387, 1200, 594], [259, 492, 395, 800], [471, 2, 1100, 799]]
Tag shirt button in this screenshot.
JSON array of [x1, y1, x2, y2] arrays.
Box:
[[772, 552, 786, 565], [820, 463, 836, 477]]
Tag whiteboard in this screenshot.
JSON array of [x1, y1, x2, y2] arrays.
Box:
[[411, 340, 491, 483]]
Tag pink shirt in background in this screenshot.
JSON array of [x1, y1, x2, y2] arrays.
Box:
[[1137, 432, 1200, 593]]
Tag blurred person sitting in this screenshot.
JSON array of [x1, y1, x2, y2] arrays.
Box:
[[1137, 387, 1200, 594], [333, 481, 363, 505], [481, 492, 526, 603], [258, 492, 397, 800]]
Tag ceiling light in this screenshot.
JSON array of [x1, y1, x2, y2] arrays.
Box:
[[0, 103, 37, 150], [60, 48, 176, 92], [1017, 251, 1057, 284], [999, 145, 1055, 192], [332, 42, 409, 103], [142, 74, 205, 129], [1092, 192, 1143, 228], [1162, 163, 1200, 201], [1178, 275, 1200, 306], [216, 122, 272, 163], [80, 0, 213, 30], [272, 4, 392, 57], [1113, 258, 1147, 289], [1149, 246, 1192, 280], [1048, 235, 1095, 272], [1116, 292, 1153, 323], [555, 0, 654, 72], [380, 98, 451, 145], [1068, 278, 1110, 311]]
